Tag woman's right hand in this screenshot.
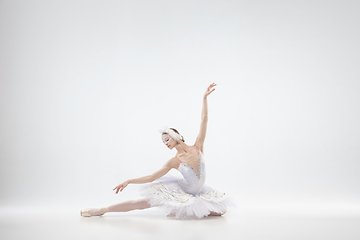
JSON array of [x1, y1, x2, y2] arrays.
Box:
[[113, 181, 129, 194]]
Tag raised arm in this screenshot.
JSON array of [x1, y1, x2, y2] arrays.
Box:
[[195, 83, 216, 153], [113, 157, 178, 194]]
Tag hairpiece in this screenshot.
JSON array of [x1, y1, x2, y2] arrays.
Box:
[[159, 126, 182, 142]]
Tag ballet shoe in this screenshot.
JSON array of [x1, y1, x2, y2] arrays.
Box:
[[80, 208, 107, 217], [80, 209, 92, 217]]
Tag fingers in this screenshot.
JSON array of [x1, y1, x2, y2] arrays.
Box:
[[207, 83, 216, 91], [208, 82, 216, 89], [113, 184, 126, 194], [205, 83, 216, 97], [113, 185, 121, 194]]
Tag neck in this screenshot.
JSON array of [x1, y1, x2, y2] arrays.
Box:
[[175, 141, 189, 154]]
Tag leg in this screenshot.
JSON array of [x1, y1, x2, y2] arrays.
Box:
[[81, 198, 152, 217], [107, 198, 152, 213]]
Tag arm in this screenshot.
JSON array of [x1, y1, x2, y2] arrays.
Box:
[[195, 83, 216, 153], [113, 157, 178, 194]]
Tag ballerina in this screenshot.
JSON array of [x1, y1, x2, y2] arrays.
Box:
[[81, 83, 234, 219]]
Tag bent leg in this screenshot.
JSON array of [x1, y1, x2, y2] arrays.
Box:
[[107, 198, 152, 213]]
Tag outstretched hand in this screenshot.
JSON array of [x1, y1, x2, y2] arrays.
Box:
[[113, 181, 129, 194], [204, 83, 216, 98]]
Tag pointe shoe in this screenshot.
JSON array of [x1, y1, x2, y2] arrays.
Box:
[[80, 208, 107, 217], [81, 209, 92, 217]]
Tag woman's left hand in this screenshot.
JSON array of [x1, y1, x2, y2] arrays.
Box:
[[204, 83, 216, 98]]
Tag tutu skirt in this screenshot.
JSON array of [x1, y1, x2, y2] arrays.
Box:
[[139, 174, 236, 220]]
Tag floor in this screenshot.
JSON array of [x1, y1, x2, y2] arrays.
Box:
[[1, 203, 360, 240]]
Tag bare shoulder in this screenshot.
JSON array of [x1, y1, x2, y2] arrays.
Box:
[[165, 156, 182, 169], [194, 141, 204, 154], [193, 144, 204, 155]]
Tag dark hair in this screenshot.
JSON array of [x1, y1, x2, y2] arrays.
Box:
[[163, 128, 185, 143]]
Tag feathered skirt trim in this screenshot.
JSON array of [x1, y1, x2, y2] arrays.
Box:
[[138, 175, 236, 220]]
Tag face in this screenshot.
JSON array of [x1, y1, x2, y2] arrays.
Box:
[[162, 134, 176, 149]]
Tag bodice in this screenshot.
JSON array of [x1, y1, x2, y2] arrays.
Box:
[[177, 154, 206, 195]]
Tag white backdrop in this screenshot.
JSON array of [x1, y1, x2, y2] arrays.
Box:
[[0, 0, 359, 210]]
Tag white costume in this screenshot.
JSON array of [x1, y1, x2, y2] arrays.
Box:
[[139, 128, 235, 219]]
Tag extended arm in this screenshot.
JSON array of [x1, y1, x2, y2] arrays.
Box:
[[195, 83, 216, 153], [113, 157, 178, 194], [129, 160, 173, 183]]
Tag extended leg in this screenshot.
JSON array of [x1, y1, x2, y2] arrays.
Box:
[[107, 198, 152, 213], [81, 198, 152, 217]]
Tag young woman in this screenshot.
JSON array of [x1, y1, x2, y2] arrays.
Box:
[[81, 83, 234, 219]]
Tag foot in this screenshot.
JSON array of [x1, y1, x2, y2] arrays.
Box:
[[81, 208, 108, 217], [167, 210, 176, 217], [209, 211, 226, 216]]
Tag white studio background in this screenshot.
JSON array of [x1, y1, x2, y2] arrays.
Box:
[[0, 0, 359, 211]]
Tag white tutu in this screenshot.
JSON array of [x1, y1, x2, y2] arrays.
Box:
[[139, 154, 236, 219]]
